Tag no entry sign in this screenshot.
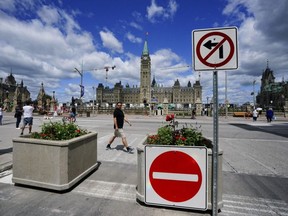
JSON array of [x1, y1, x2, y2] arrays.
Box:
[[192, 27, 238, 71], [145, 146, 207, 210]]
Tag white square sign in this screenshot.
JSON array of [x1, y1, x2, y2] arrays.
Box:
[[145, 146, 208, 210]]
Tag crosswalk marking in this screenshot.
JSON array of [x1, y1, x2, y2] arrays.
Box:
[[1, 174, 287, 215], [72, 180, 136, 202]]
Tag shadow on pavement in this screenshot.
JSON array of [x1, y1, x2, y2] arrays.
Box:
[[0, 147, 13, 155], [229, 123, 288, 139]]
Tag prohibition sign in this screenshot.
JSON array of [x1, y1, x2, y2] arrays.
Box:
[[196, 31, 235, 68], [149, 151, 202, 202]]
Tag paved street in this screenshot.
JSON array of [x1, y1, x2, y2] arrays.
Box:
[[0, 112, 288, 215]]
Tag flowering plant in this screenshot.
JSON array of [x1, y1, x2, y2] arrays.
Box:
[[30, 121, 89, 141], [147, 114, 212, 148]]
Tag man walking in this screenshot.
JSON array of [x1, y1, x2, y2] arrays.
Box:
[[20, 100, 34, 135], [15, 103, 23, 129], [106, 102, 133, 153]]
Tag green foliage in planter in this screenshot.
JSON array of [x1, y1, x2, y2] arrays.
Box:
[[180, 127, 203, 146], [147, 114, 212, 148], [157, 126, 173, 145], [31, 121, 89, 140]]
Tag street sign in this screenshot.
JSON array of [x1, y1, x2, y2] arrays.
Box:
[[192, 27, 238, 71], [145, 146, 207, 210]]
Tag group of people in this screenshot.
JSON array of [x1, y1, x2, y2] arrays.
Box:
[[15, 101, 35, 135], [252, 108, 274, 122], [0, 100, 34, 135], [3, 100, 134, 153]]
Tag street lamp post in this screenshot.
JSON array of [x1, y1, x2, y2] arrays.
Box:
[[92, 86, 96, 115], [206, 96, 209, 116], [225, 71, 228, 118], [253, 80, 256, 109], [74, 66, 84, 99]]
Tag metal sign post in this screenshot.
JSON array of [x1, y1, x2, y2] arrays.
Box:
[[212, 70, 219, 216], [192, 27, 238, 215]]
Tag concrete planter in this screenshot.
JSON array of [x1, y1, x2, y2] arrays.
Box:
[[12, 132, 98, 191], [136, 143, 223, 211]]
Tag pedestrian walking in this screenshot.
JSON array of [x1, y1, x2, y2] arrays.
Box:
[[70, 106, 77, 122], [191, 109, 196, 119], [252, 109, 258, 121], [20, 100, 34, 135], [106, 102, 133, 153], [0, 105, 3, 125], [15, 104, 23, 129], [266, 108, 274, 123]]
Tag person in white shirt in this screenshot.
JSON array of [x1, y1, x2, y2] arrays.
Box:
[[252, 109, 258, 121], [20, 100, 34, 135]]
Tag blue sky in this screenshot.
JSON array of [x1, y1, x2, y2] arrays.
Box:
[[0, 0, 288, 105]]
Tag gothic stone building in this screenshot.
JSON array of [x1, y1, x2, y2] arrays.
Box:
[[0, 73, 30, 111], [256, 64, 288, 110], [96, 40, 202, 112]]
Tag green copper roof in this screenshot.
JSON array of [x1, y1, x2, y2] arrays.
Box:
[[142, 40, 149, 56]]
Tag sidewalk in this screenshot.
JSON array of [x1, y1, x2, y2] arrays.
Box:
[[0, 112, 287, 173], [0, 112, 288, 215], [0, 114, 18, 172]]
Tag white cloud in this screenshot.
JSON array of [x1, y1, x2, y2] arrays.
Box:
[[203, 0, 288, 104], [222, 0, 288, 77], [37, 5, 59, 25], [147, 0, 164, 22], [146, 0, 178, 23], [150, 49, 190, 86], [0, 0, 16, 11], [130, 21, 143, 30], [126, 32, 142, 44], [99, 30, 123, 53]]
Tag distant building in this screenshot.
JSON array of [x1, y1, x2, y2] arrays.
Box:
[[256, 63, 288, 110], [96, 39, 202, 113], [0, 73, 30, 111]]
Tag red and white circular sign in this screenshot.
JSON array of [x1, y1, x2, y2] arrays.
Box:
[[145, 146, 207, 210], [149, 150, 202, 202]]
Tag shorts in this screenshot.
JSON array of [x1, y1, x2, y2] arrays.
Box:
[[114, 128, 126, 138], [23, 117, 33, 126], [70, 113, 76, 118]]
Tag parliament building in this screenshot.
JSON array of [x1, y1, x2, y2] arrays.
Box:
[[0, 73, 30, 111], [96, 40, 202, 113], [256, 63, 288, 110]]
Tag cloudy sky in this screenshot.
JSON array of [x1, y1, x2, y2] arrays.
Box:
[[0, 0, 287, 105]]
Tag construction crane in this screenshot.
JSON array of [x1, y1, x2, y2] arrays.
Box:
[[74, 64, 116, 98], [94, 65, 116, 87]]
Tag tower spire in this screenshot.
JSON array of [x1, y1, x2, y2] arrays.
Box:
[[142, 32, 149, 56]]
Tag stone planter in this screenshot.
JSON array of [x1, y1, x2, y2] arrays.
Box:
[[136, 144, 223, 211], [12, 132, 98, 191]]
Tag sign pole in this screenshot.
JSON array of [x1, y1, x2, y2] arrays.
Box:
[[212, 70, 219, 216]]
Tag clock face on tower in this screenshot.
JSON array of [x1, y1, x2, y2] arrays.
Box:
[[143, 56, 147, 60]]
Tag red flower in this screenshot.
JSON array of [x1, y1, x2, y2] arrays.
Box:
[[165, 114, 175, 121], [181, 137, 187, 141]]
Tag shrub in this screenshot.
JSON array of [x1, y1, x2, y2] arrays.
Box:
[[147, 114, 212, 148], [30, 121, 89, 141]]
